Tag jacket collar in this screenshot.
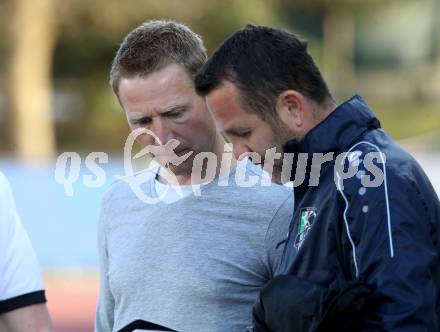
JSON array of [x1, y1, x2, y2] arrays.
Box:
[[283, 95, 381, 154]]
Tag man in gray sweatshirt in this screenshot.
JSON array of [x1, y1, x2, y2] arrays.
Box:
[[95, 20, 294, 332]]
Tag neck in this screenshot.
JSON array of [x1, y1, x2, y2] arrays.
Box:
[[299, 97, 337, 140]]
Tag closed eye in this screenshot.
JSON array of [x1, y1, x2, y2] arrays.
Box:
[[226, 129, 251, 138], [165, 111, 182, 118], [236, 131, 250, 138], [133, 117, 152, 126], [163, 107, 186, 118]]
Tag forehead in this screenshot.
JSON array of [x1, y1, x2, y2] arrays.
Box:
[[206, 82, 262, 128], [118, 64, 194, 114]]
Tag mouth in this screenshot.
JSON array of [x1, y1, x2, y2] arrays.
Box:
[[153, 148, 190, 164]]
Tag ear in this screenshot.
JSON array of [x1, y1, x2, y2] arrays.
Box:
[[275, 90, 306, 130]]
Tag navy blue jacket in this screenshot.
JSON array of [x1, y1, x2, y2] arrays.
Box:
[[278, 95, 440, 331]]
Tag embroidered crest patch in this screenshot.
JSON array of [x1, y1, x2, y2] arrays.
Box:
[[294, 207, 318, 249]]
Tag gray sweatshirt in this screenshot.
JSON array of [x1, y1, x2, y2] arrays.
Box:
[[95, 162, 294, 332]]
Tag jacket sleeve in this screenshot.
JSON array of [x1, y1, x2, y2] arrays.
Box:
[[340, 156, 439, 331]]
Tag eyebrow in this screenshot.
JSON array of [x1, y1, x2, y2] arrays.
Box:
[[127, 102, 190, 122], [161, 103, 190, 115]]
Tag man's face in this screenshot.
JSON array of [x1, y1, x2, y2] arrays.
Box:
[[118, 63, 218, 175], [205, 82, 293, 180]]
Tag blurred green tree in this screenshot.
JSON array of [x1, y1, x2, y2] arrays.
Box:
[[279, 0, 413, 99], [3, 0, 281, 155]]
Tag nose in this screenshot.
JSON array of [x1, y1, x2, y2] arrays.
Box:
[[152, 118, 176, 145], [233, 143, 251, 160]]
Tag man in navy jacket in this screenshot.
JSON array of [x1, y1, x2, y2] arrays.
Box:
[[195, 24, 440, 331]]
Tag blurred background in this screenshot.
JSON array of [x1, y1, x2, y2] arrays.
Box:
[[0, 0, 439, 330]]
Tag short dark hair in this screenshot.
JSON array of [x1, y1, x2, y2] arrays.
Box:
[[195, 24, 332, 119], [110, 20, 207, 97]]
